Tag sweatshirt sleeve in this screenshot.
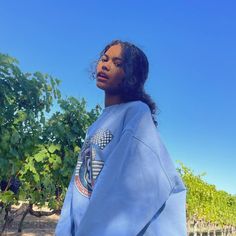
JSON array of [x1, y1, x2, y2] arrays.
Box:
[[76, 129, 173, 236], [55, 173, 75, 236]]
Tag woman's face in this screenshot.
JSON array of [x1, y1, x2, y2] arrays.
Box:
[[96, 44, 126, 94]]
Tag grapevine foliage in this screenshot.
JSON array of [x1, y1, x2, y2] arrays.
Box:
[[0, 53, 101, 232], [177, 162, 236, 227]]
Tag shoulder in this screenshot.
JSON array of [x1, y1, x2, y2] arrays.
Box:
[[124, 100, 150, 114], [123, 101, 151, 124], [122, 101, 154, 134]]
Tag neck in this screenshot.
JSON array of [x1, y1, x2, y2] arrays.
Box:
[[105, 92, 123, 107]]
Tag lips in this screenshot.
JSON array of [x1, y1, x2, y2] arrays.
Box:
[[97, 72, 109, 80]]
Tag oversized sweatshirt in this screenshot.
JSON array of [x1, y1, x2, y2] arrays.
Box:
[[55, 101, 187, 236]]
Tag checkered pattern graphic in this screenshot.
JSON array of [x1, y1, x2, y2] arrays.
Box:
[[91, 129, 113, 150]]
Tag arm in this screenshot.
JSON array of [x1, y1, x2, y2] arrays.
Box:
[[77, 130, 173, 236], [55, 173, 75, 236]]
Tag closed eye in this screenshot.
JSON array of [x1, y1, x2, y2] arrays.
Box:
[[100, 58, 122, 67], [114, 62, 122, 67], [100, 57, 107, 62]]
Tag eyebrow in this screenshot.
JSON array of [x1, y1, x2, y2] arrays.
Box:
[[104, 53, 123, 61]]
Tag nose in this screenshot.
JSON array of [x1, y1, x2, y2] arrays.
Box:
[[101, 61, 110, 71]]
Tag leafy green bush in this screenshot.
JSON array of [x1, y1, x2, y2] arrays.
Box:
[[0, 53, 100, 233]]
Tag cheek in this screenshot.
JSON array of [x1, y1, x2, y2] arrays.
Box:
[[111, 76, 125, 89], [113, 67, 125, 78], [116, 71, 125, 83], [96, 63, 101, 72], [96, 60, 105, 71]]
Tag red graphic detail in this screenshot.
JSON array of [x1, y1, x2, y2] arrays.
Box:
[[75, 175, 92, 197]]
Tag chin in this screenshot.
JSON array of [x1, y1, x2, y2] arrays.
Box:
[[96, 81, 107, 91]]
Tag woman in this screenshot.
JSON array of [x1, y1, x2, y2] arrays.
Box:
[[56, 40, 187, 235]]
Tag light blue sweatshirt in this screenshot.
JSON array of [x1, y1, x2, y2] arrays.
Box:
[[55, 101, 187, 236]]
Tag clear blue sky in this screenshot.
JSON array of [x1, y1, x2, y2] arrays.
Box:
[[1, 1, 235, 195]]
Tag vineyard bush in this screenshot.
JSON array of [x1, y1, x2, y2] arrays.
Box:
[[0, 53, 100, 233]]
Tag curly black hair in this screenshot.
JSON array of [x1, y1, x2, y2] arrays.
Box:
[[92, 39, 158, 126]]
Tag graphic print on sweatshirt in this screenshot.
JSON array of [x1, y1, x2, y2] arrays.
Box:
[[75, 129, 113, 197]]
